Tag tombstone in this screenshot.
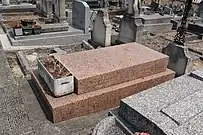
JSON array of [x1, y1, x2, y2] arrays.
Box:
[[53, 0, 66, 22], [162, 43, 192, 77], [91, 9, 112, 47], [118, 16, 143, 43], [72, 0, 90, 34], [164, 6, 173, 15], [151, 0, 159, 11], [118, 0, 144, 43]]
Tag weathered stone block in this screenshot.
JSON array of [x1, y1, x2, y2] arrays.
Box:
[[58, 42, 169, 94]]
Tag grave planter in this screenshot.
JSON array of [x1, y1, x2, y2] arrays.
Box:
[[37, 56, 74, 97]]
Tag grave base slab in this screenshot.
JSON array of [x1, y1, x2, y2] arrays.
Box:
[[31, 69, 174, 123]]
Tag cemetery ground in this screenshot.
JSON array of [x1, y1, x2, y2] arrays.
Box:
[[2, 51, 110, 135], [1, 30, 203, 134]]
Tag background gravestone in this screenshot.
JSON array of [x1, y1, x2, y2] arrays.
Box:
[[164, 6, 173, 15], [72, 0, 90, 34], [91, 9, 112, 47]]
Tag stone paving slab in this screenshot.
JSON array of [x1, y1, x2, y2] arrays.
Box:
[[0, 51, 15, 88]]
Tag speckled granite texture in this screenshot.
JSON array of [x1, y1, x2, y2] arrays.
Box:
[[58, 42, 169, 94], [119, 74, 203, 135], [31, 43, 175, 123], [31, 69, 174, 123]]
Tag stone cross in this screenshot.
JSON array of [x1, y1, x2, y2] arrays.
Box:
[[127, 0, 141, 17]]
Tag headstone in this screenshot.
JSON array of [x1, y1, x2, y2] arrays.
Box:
[[118, 16, 143, 43], [72, 0, 90, 34], [164, 6, 173, 15], [91, 9, 112, 47], [118, 0, 143, 43], [162, 42, 192, 76]]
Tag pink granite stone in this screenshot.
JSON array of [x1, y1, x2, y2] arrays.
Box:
[[31, 69, 174, 123], [57, 42, 169, 94]]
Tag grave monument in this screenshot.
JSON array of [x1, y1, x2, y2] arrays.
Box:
[[162, 0, 193, 76], [91, 9, 112, 47], [92, 68, 203, 135], [31, 42, 174, 123], [118, 0, 144, 43], [72, 0, 90, 34]]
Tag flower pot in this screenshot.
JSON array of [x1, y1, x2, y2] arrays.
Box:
[[37, 56, 74, 97]]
